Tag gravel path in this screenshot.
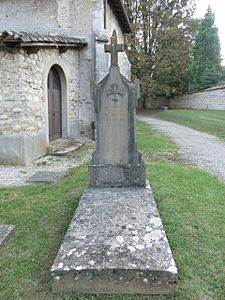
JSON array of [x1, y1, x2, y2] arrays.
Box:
[[2, 116, 225, 186], [138, 115, 225, 183], [0, 141, 93, 187]]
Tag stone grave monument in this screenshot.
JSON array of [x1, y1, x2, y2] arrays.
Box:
[[51, 31, 177, 295], [89, 30, 145, 187]]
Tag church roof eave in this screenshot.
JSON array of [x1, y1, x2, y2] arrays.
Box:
[[108, 0, 132, 34], [0, 31, 88, 48]]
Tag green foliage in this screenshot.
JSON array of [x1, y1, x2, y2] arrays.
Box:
[[191, 6, 222, 90], [218, 65, 225, 86], [123, 0, 197, 107]]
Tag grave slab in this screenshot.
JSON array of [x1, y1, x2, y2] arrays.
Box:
[[0, 225, 15, 247], [51, 181, 177, 294], [26, 171, 65, 184]]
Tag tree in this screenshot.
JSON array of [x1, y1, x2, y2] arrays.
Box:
[[123, 0, 197, 107], [191, 6, 222, 90], [221, 66, 225, 84]]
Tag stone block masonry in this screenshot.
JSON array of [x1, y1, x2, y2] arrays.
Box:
[[0, 48, 79, 136], [51, 183, 177, 294], [0, 47, 80, 165], [169, 86, 225, 110], [0, 0, 133, 166], [151, 86, 225, 110]]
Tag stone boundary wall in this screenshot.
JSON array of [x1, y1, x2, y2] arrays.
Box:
[[169, 86, 225, 110], [151, 97, 169, 109]]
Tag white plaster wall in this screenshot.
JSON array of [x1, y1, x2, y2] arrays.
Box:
[[94, 2, 131, 83], [106, 3, 131, 80], [0, 0, 73, 35]]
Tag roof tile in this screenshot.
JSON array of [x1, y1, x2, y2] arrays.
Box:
[[0, 31, 87, 46]]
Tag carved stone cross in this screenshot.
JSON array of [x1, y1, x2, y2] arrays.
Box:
[[104, 30, 124, 66]]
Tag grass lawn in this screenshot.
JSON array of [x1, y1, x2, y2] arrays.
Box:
[[0, 121, 225, 300], [154, 109, 225, 140]]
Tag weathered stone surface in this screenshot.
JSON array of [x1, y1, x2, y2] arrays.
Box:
[[0, 46, 82, 165], [0, 0, 132, 165], [0, 0, 131, 138], [170, 86, 225, 110], [51, 182, 177, 294], [89, 32, 146, 187], [0, 48, 80, 136], [0, 225, 15, 247], [26, 171, 65, 184], [89, 163, 146, 187], [154, 86, 225, 110], [0, 31, 87, 46], [0, 131, 47, 166]]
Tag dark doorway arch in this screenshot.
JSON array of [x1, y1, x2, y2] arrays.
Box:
[[48, 67, 62, 141]]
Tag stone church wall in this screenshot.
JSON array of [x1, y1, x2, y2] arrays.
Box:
[[72, 0, 132, 137], [0, 47, 80, 165], [106, 3, 131, 81], [70, 0, 98, 137], [0, 0, 59, 34], [0, 0, 132, 164], [0, 0, 95, 139], [0, 0, 96, 42], [94, 2, 131, 84]]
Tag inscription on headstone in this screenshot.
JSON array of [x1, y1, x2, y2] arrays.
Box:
[[89, 30, 146, 187], [97, 71, 128, 164]]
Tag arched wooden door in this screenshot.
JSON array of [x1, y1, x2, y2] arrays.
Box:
[[48, 67, 62, 141]]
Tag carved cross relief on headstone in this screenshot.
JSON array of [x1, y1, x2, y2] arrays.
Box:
[[89, 30, 146, 187]]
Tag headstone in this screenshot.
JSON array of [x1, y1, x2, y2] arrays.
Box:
[[0, 225, 15, 247], [26, 171, 65, 184], [89, 30, 146, 187], [51, 31, 177, 295]]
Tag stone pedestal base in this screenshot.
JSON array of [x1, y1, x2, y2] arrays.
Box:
[[51, 182, 177, 295], [0, 132, 46, 166], [89, 163, 146, 187]]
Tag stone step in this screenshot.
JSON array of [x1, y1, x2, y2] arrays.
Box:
[[47, 138, 75, 154], [54, 143, 83, 156], [51, 182, 177, 295]]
